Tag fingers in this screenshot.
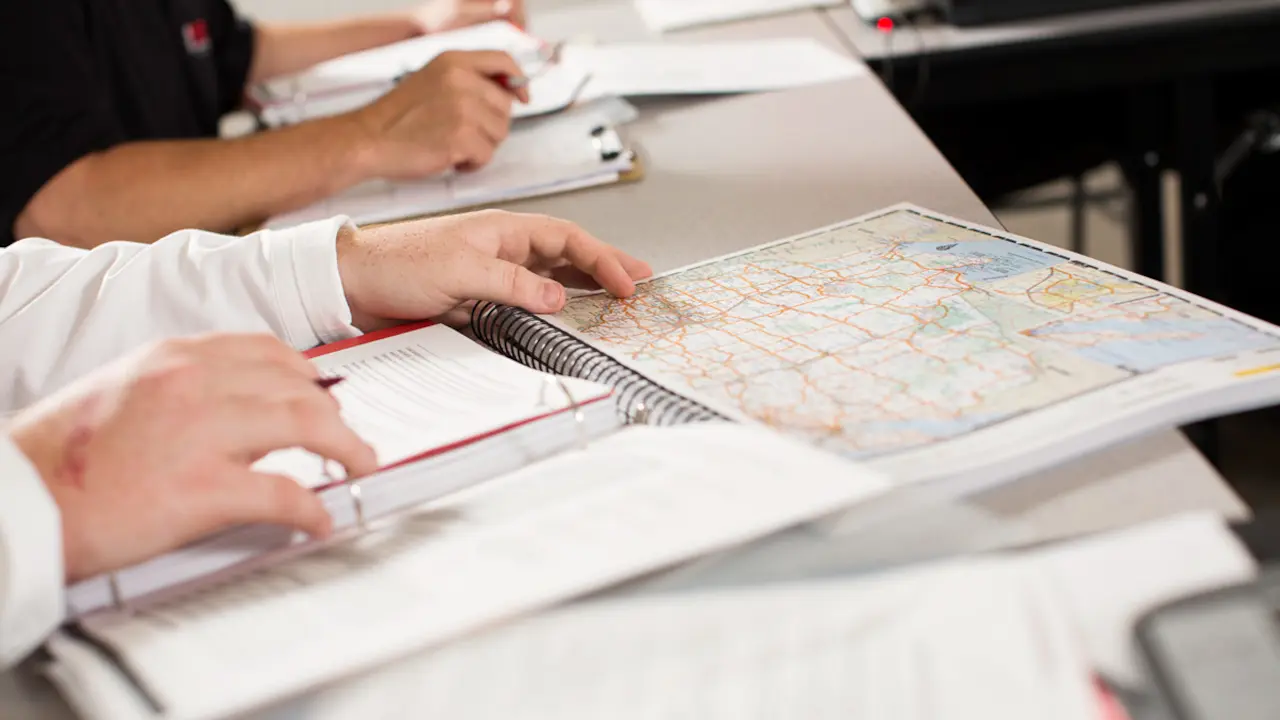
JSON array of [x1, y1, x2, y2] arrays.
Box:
[[463, 250, 567, 313], [446, 49, 523, 80], [449, 125, 499, 170], [175, 333, 319, 381], [518, 216, 653, 297], [218, 396, 379, 479], [223, 471, 334, 539]]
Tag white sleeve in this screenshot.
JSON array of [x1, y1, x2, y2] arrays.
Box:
[[0, 434, 62, 669], [0, 217, 361, 413]]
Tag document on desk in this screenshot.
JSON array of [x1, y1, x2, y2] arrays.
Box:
[[48, 423, 888, 720], [237, 560, 1101, 720], [634, 0, 844, 33], [263, 99, 637, 229], [566, 38, 866, 100]]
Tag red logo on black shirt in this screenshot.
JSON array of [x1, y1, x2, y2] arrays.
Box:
[[182, 19, 211, 55]]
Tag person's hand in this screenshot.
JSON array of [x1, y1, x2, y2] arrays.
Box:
[[348, 51, 528, 179], [7, 335, 377, 583], [335, 210, 653, 330], [412, 0, 527, 33]]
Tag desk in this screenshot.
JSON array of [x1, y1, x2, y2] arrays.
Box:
[[0, 1, 1250, 717], [825, 0, 1280, 306]]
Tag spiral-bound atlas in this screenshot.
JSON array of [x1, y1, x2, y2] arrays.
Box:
[[471, 302, 724, 426]]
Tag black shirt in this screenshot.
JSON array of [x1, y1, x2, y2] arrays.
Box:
[[0, 0, 255, 245]]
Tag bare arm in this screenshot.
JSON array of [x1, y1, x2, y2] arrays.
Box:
[[249, 16, 422, 83], [14, 116, 368, 246], [14, 51, 525, 248]]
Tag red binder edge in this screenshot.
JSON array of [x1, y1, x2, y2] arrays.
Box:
[[304, 320, 614, 492], [306, 320, 436, 359]]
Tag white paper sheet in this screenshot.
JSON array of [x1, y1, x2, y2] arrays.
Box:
[[633, 0, 843, 32], [567, 38, 866, 101], [294, 559, 1097, 720]]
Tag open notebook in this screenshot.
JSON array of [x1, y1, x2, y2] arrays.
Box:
[[253, 20, 865, 130], [56, 322, 889, 719], [467, 203, 1280, 495], [250, 22, 589, 127]]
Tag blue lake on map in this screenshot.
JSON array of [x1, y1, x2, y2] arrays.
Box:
[[898, 239, 1066, 283], [1027, 317, 1280, 372]]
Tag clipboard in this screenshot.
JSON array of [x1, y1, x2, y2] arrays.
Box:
[[249, 123, 644, 233]]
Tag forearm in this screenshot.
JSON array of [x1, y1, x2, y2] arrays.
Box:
[[250, 16, 421, 83], [16, 117, 370, 247], [0, 219, 359, 412]]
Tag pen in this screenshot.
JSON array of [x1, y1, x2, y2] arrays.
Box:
[[316, 376, 346, 390]]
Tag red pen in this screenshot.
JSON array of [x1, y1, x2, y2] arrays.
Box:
[[495, 73, 531, 91], [316, 376, 346, 390]]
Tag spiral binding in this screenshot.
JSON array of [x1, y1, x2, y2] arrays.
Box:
[[471, 302, 725, 425]]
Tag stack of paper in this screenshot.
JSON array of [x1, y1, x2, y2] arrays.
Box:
[[264, 98, 638, 229], [633, 0, 844, 33]]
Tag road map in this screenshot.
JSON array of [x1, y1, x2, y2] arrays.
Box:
[[555, 206, 1280, 460]]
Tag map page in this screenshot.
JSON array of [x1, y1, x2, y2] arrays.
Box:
[[554, 206, 1280, 468]]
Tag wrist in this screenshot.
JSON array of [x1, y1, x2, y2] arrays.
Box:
[[335, 225, 395, 333], [321, 113, 382, 192]]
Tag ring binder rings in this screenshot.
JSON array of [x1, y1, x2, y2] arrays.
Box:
[[348, 480, 367, 531], [470, 302, 725, 425]]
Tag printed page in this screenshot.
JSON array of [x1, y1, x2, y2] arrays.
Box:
[[74, 423, 888, 720], [567, 39, 866, 99], [295, 561, 1097, 720], [633, 0, 843, 33], [550, 203, 1280, 490], [254, 324, 611, 488]]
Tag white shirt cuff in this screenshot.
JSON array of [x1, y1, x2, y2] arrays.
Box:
[[266, 216, 363, 350], [0, 434, 64, 667]]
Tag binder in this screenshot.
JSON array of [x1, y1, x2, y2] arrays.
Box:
[[62, 322, 629, 618]]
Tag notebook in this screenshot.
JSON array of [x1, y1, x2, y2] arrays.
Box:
[[633, 0, 845, 33], [250, 22, 588, 127], [254, 23, 866, 130], [262, 98, 639, 229], [467, 203, 1280, 496]]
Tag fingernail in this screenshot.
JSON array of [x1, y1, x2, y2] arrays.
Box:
[[542, 282, 564, 309]]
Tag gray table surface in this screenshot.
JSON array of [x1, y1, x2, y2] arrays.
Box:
[[828, 0, 1280, 60], [0, 1, 1250, 717]]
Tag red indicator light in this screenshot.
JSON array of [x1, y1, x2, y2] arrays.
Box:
[[876, 17, 895, 32]]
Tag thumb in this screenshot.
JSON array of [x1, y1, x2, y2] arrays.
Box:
[[446, 49, 523, 79], [463, 253, 567, 313]]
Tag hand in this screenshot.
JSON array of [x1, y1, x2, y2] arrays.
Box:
[[348, 51, 527, 179], [8, 335, 378, 583], [336, 210, 653, 330], [412, 0, 527, 33]]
